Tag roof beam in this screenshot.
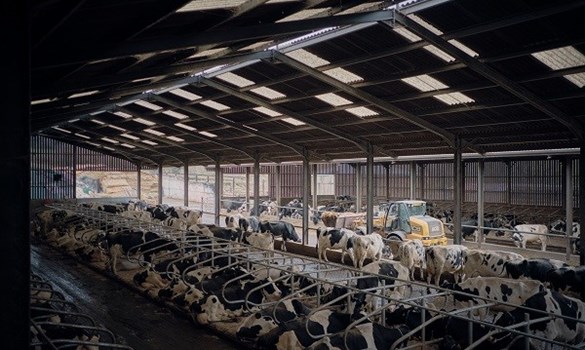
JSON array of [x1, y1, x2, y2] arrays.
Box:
[[201, 77, 392, 156], [35, 10, 395, 69], [273, 51, 483, 154], [150, 94, 310, 159], [393, 12, 585, 141]]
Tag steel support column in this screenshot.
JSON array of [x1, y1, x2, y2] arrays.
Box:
[[215, 158, 222, 226], [158, 163, 163, 205], [477, 160, 485, 249], [453, 138, 463, 244], [565, 157, 573, 261], [184, 162, 189, 207], [245, 167, 250, 211], [276, 165, 281, 209], [366, 144, 374, 235], [312, 164, 318, 210], [302, 150, 311, 244], [137, 162, 142, 200], [580, 149, 585, 265], [254, 155, 260, 220], [385, 164, 390, 199]]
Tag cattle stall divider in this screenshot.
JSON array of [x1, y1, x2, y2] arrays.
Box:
[[41, 203, 585, 350]]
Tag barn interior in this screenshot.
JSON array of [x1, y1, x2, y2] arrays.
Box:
[[4, 0, 585, 349]]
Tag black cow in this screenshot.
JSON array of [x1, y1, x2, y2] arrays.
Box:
[[258, 220, 300, 251], [279, 199, 302, 220], [547, 265, 585, 300], [505, 258, 569, 283]]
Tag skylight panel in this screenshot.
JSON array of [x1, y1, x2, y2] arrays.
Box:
[[52, 126, 71, 134], [113, 111, 133, 119], [103, 146, 116, 151], [90, 119, 106, 125], [163, 110, 189, 120], [200, 100, 230, 111], [216, 72, 255, 87], [120, 143, 135, 149], [335, 2, 382, 15], [175, 123, 197, 131], [121, 133, 140, 141], [282, 118, 305, 126], [393, 27, 421, 42], [315, 93, 353, 106], [450, 40, 479, 58], [253, 106, 282, 117], [346, 107, 379, 117], [176, 0, 248, 12], [532, 46, 585, 88], [276, 8, 331, 23], [134, 118, 155, 126], [108, 125, 126, 132], [199, 131, 217, 138], [134, 100, 163, 111], [243, 125, 258, 132], [68, 119, 79, 123], [142, 140, 158, 146], [250, 87, 286, 100], [423, 45, 455, 63], [68, 90, 99, 99], [169, 88, 202, 101], [238, 41, 273, 51], [167, 136, 184, 142], [31, 98, 52, 105], [408, 15, 478, 58], [74, 133, 91, 140], [286, 49, 329, 68], [434, 92, 475, 105], [188, 47, 229, 59], [86, 141, 100, 147], [144, 129, 166, 137], [402, 75, 448, 92], [101, 137, 119, 144], [324, 68, 364, 84]]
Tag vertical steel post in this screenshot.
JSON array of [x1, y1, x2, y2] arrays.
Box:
[[184, 161, 189, 207], [477, 160, 485, 249], [302, 149, 311, 244], [215, 158, 222, 226], [580, 149, 585, 265], [366, 143, 374, 235], [245, 167, 250, 210], [276, 164, 281, 209], [136, 162, 142, 200], [385, 163, 390, 199], [453, 137, 463, 245], [312, 164, 318, 210], [565, 157, 573, 261], [157, 163, 163, 205], [254, 154, 260, 219]]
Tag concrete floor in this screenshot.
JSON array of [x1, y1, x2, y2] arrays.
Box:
[[31, 242, 240, 350]]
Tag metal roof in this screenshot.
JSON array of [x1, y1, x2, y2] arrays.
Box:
[[31, 0, 585, 167]]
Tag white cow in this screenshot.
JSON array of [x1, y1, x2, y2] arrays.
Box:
[[462, 249, 524, 280], [397, 239, 426, 280], [512, 224, 548, 251], [353, 233, 385, 269], [425, 245, 468, 286], [316, 227, 358, 263]]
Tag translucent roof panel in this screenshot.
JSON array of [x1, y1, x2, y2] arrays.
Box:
[[134, 100, 163, 111], [163, 110, 189, 120], [532, 46, 585, 88], [144, 129, 166, 137], [74, 133, 91, 139], [134, 118, 156, 126], [176, 0, 248, 12], [121, 133, 140, 140], [169, 89, 202, 101], [52, 126, 71, 133], [120, 143, 135, 149], [409, 14, 478, 57], [200, 100, 231, 111], [142, 140, 158, 146], [315, 93, 353, 106], [188, 47, 229, 59], [216, 72, 255, 87], [250, 87, 286, 100], [101, 137, 119, 144], [175, 123, 197, 131], [346, 107, 379, 118], [282, 117, 305, 126], [113, 111, 133, 119], [167, 136, 184, 142], [434, 92, 475, 105], [276, 8, 331, 23], [199, 131, 217, 138], [68, 90, 99, 99], [253, 106, 282, 117], [324, 68, 364, 84], [336, 2, 383, 15], [107, 125, 126, 132], [402, 75, 449, 91], [286, 49, 329, 68]]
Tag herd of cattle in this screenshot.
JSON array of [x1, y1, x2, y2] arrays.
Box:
[[32, 201, 585, 350]]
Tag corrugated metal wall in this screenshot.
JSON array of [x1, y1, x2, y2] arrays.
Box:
[[31, 136, 138, 200], [31, 136, 75, 199]]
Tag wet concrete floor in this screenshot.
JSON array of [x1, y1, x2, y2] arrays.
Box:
[[31, 242, 240, 350]]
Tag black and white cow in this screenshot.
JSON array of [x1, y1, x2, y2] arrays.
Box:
[[354, 260, 411, 315], [495, 289, 585, 346], [442, 276, 546, 320], [304, 323, 410, 350], [462, 249, 524, 280], [550, 219, 581, 254], [547, 265, 585, 300], [258, 221, 301, 251], [316, 227, 359, 263], [425, 245, 468, 286], [278, 199, 303, 220], [505, 258, 569, 283]]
